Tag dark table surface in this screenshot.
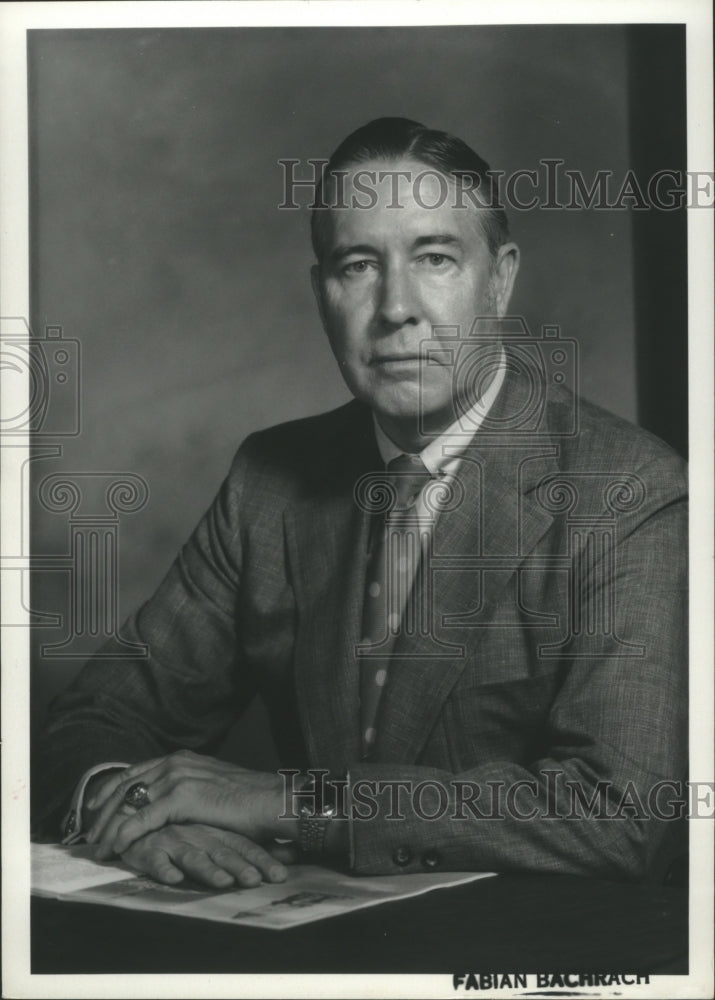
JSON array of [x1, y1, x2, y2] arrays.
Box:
[[32, 873, 688, 975]]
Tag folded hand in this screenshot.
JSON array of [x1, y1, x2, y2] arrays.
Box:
[[115, 822, 297, 889], [86, 750, 293, 860]]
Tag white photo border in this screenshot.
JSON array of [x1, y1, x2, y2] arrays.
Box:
[[1, 2, 712, 998]]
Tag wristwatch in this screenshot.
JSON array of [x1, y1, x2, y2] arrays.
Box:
[[296, 772, 339, 861]]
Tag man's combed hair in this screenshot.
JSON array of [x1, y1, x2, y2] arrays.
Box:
[[311, 116, 510, 262]]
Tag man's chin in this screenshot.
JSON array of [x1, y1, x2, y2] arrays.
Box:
[[369, 396, 458, 443]]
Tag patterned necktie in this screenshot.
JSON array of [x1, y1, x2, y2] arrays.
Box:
[[358, 453, 432, 758]]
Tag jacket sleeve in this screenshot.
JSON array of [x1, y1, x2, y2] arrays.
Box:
[[32, 439, 257, 837], [345, 455, 688, 881]]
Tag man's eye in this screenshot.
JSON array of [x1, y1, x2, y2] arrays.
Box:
[[419, 253, 451, 267], [343, 260, 374, 275]]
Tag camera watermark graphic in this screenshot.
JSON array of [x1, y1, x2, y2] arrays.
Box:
[[416, 318, 578, 439], [351, 317, 646, 664], [1, 316, 150, 658], [1, 317, 81, 437]]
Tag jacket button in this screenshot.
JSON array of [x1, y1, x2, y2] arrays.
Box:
[[422, 851, 441, 869], [393, 846, 412, 866]]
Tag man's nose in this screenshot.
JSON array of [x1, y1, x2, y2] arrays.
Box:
[[377, 263, 420, 328]]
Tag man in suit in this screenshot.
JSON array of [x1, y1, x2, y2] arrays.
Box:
[[33, 118, 688, 890]]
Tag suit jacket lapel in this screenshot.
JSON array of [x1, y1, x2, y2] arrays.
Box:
[[286, 363, 563, 770], [373, 364, 559, 764], [285, 402, 380, 772]]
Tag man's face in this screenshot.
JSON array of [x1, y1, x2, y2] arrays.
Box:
[[312, 157, 519, 446]]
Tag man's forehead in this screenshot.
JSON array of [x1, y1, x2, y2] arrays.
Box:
[[332, 157, 459, 202], [325, 157, 485, 245]]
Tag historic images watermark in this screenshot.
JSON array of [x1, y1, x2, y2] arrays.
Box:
[[278, 158, 714, 211], [279, 769, 715, 824]]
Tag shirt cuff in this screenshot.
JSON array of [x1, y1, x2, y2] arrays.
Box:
[[61, 762, 129, 844]]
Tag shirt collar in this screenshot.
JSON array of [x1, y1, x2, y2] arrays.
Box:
[[373, 346, 507, 475]]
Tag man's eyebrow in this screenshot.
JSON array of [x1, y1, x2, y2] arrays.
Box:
[[329, 243, 378, 263], [329, 235, 462, 262], [412, 234, 463, 250]]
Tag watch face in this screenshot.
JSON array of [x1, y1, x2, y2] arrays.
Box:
[[297, 774, 340, 813], [299, 803, 336, 819]]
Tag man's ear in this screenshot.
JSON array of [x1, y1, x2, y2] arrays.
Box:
[[492, 242, 520, 318], [310, 263, 328, 333]]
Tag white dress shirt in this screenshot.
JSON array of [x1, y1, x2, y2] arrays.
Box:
[[372, 346, 507, 511]]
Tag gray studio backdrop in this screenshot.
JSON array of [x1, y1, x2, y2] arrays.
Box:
[[30, 26, 646, 766]]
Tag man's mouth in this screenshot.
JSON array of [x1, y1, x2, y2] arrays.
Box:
[[370, 353, 423, 365]]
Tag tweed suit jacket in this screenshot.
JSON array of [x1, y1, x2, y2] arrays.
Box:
[[34, 360, 688, 880]]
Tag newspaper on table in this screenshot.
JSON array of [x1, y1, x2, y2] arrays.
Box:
[[32, 842, 494, 930]]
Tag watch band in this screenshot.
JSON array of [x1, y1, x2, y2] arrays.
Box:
[[296, 771, 339, 861], [298, 804, 336, 861]]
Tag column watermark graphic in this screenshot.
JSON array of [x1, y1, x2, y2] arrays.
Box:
[[36, 473, 149, 659]]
